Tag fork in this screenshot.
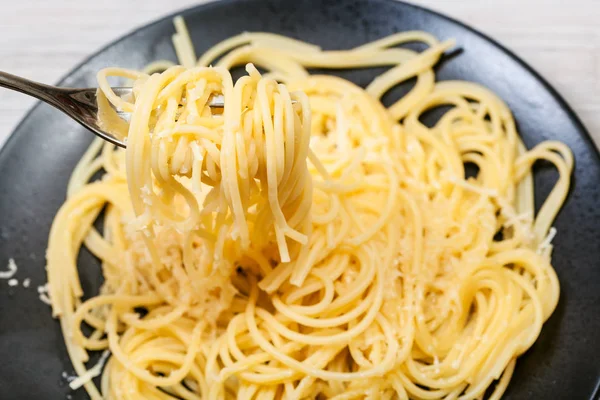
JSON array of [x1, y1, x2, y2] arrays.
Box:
[[0, 71, 226, 148]]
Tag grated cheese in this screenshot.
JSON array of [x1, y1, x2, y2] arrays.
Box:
[[38, 283, 51, 305], [68, 350, 111, 390], [0, 258, 17, 279], [537, 227, 557, 254]]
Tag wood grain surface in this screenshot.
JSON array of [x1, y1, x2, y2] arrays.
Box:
[[0, 0, 597, 147]]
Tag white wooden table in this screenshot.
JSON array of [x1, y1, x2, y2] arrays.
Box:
[[1, 0, 598, 148]]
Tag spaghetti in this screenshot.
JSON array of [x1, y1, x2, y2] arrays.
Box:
[[45, 16, 573, 400]]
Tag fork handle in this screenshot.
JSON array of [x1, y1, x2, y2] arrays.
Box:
[[0, 71, 68, 110]]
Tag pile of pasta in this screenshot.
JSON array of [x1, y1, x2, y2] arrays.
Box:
[[46, 17, 572, 400]]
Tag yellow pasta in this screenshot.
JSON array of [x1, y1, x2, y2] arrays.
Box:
[[45, 16, 572, 400]]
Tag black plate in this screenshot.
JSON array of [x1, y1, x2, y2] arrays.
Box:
[[1, 0, 599, 399]]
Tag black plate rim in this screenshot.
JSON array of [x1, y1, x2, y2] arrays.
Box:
[[0, 0, 598, 165]]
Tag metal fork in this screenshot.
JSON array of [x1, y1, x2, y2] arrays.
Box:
[[0, 71, 226, 148]]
